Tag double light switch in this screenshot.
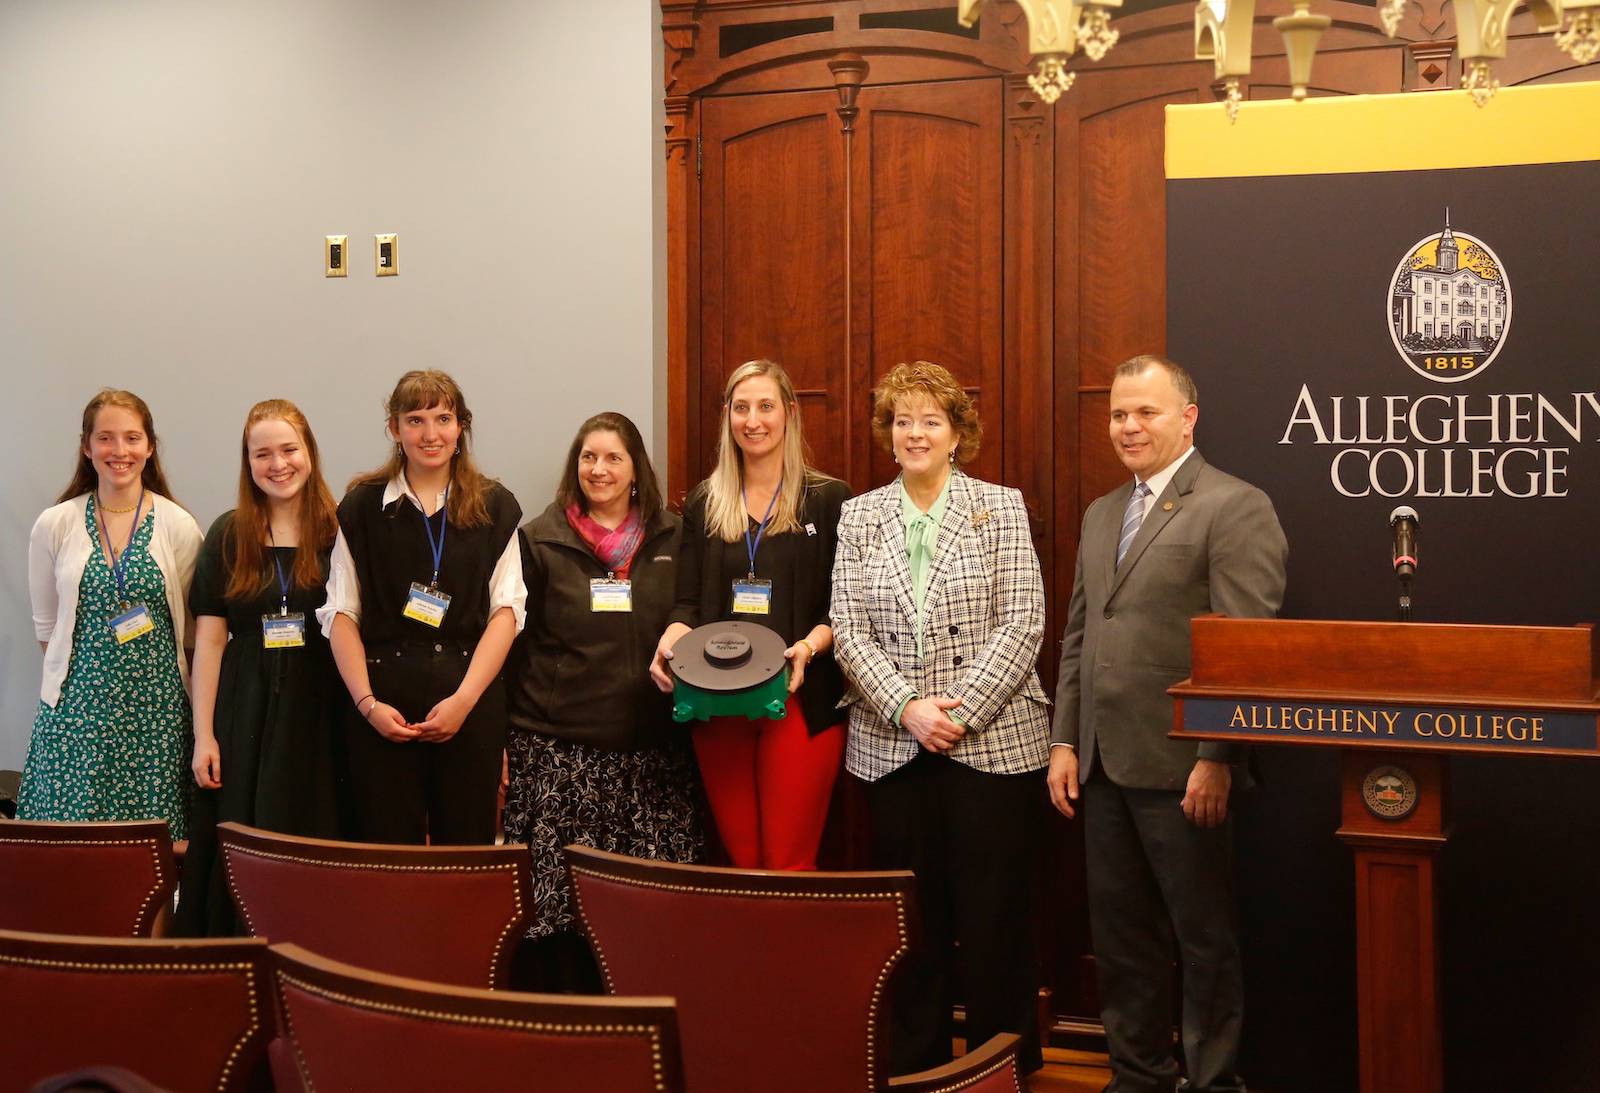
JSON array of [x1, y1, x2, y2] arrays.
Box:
[[324, 234, 398, 277]]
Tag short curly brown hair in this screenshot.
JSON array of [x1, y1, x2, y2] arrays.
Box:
[[870, 361, 982, 466]]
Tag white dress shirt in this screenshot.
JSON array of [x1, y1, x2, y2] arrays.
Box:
[[315, 476, 526, 638]]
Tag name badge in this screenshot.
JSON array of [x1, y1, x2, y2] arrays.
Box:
[[261, 612, 307, 649], [731, 579, 773, 615], [110, 603, 155, 645], [590, 578, 633, 613], [403, 582, 452, 628]]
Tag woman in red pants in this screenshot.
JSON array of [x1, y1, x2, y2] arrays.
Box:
[[649, 359, 850, 870]]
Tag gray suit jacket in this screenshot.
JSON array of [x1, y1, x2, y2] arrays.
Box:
[[1051, 451, 1287, 791], [833, 472, 1051, 783]]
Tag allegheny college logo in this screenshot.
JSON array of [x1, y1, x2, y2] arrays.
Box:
[[1361, 765, 1419, 820], [1386, 210, 1512, 384]]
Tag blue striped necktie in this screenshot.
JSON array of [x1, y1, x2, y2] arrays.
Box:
[[1117, 482, 1152, 567]]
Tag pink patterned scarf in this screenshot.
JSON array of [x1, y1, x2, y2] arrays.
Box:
[[565, 503, 644, 577]]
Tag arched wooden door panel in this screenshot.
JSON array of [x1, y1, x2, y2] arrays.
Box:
[[700, 91, 850, 483], [851, 79, 1005, 489], [699, 78, 1005, 493]]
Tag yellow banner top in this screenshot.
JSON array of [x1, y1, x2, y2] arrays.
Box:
[[1166, 82, 1600, 179]]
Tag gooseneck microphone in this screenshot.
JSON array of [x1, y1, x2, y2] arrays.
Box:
[[1389, 505, 1418, 622], [1390, 505, 1419, 580]]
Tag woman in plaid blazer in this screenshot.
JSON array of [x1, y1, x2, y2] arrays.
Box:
[[831, 361, 1051, 1077]]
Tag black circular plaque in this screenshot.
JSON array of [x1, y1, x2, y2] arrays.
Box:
[[668, 621, 788, 692]]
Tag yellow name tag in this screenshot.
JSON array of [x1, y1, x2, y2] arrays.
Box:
[[262, 612, 307, 649], [110, 604, 155, 645], [591, 579, 633, 613], [403, 582, 451, 628], [731, 579, 772, 615]]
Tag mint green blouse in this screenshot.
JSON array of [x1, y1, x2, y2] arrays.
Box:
[[893, 474, 957, 729], [901, 474, 952, 658]]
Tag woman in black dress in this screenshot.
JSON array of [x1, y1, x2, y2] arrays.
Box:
[[175, 399, 341, 935], [502, 412, 701, 989], [319, 370, 524, 845]]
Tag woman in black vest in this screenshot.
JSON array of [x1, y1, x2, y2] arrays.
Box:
[[319, 370, 524, 844], [503, 412, 701, 989]]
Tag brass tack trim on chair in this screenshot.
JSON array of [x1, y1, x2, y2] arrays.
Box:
[[906, 1053, 1023, 1093], [865, 899, 910, 1091], [2, 836, 169, 936], [566, 865, 907, 903], [221, 845, 525, 989], [273, 971, 672, 1093], [0, 953, 264, 1091]]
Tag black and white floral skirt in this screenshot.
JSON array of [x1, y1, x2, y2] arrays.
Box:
[[503, 730, 704, 939]]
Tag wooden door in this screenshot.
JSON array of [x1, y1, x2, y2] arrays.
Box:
[[849, 79, 1005, 489], [699, 89, 851, 482], [698, 78, 1004, 495]]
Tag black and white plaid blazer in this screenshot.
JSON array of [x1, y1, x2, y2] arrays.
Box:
[[831, 471, 1051, 782]]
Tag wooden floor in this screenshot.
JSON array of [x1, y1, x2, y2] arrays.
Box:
[[949, 1039, 1110, 1091], [1028, 1045, 1112, 1091]]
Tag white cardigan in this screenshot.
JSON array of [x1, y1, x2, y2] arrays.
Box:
[[29, 493, 204, 707]]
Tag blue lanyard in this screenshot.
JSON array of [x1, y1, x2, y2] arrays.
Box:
[[97, 484, 146, 607], [741, 479, 781, 579], [408, 478, 449, 588], [267, 528, 290, 616]]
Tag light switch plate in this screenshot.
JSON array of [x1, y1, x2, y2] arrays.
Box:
[[325, 235, 348, 277], [375, 233, 398, 277]]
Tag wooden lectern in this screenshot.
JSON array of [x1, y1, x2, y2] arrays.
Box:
[[1169, 618, 1600, 1093]]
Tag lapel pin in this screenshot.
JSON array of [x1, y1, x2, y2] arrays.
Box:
[[970, 509, 992, 528], [1162, 501, 1174, 511]]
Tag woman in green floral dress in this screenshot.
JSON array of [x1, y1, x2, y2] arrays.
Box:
[[22, 389, 203, 840]]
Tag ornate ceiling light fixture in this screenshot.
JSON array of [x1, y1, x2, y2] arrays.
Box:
[[959, 0, 1594, 114], [1448, 0, 1565, 104], [957, 0, 1124, 103], [1553, 0, 1600, 62]]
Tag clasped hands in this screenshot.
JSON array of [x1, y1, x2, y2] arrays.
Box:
[[364, 691, 470, 743], [903, 695, 965, 753]]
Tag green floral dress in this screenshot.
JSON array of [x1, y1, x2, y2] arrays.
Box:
[[17, 497, 193, 839]]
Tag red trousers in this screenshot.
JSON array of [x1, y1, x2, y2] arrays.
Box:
[[692, 704, 845, 871]]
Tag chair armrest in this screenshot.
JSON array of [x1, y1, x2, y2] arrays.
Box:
[[885, 1032, 1022, 1091]]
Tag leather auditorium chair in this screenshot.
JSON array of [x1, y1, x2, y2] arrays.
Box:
[[216, 821, 533, 989], [0, 818, 176, 937], [564, 846, 1024, 1093], [268, 942, 686, 1093], [0, 928, 272, 1093]]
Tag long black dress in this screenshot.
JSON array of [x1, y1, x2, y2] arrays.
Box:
[[174, 511, 342, 936]]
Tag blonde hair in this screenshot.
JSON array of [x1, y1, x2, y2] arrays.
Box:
[[870, 361, 983, 467], [701, 359, 834, 542]]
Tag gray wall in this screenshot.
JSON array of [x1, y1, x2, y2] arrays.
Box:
[[0, 0, 665, 768]]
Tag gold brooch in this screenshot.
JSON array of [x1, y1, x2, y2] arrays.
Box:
[[970, 509, 992, 528]]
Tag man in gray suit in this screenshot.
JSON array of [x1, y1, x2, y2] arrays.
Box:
[[1049, 354, 1287, 1093]]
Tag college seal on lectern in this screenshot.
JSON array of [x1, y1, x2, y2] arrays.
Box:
[[1361, 765, 1419, 820]]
